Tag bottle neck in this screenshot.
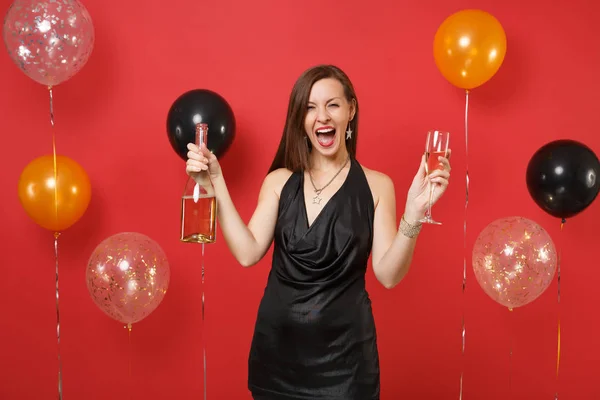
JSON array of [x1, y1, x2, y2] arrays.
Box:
[[195, 123, 208, 147]]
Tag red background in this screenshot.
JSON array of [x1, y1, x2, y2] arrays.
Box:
[[1, 0, 599, 399]]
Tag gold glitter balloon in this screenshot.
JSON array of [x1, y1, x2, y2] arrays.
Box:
[[86, 232, 170, 325], [472, 216, 557, 309]]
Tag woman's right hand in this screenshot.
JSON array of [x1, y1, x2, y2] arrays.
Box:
[[186, 142, 222, 181]]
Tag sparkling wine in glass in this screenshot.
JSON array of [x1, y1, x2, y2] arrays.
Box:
[[419, 130, 449, 225]]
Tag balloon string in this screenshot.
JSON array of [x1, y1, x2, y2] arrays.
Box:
[[52, 119, 58, 227], [49, 86, 55, 127], [127, 323, 133, 400], [508, 308, 513, 396], [54, 232, 63, 400], [50, 84, 61, 400], [459, 89, 469, 400], [555, 218, 565, 400], [202, 242, 206, 400]]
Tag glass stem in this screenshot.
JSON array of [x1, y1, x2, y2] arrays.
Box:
[[427, 179, 435, 220]]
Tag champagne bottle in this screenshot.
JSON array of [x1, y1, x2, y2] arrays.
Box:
[[180, 123, 217, 243]]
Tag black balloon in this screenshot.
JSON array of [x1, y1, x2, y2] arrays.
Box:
[[166, 89, 236, 160], [526, 139, 600, 219]]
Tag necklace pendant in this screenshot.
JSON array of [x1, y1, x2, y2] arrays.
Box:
[[313, 193, 322, 205]]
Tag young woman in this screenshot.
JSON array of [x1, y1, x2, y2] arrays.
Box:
[[186, 64, 451, 400]]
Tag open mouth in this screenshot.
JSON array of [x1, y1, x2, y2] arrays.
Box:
[[315, 127, 336, 148]]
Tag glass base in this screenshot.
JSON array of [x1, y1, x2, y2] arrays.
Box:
[[419, 216, 442, 225]]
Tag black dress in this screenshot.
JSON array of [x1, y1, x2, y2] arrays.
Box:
[[248, 158, 380, 400]]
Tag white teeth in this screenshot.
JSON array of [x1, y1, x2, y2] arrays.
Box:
[[316, 128, 335, 134]]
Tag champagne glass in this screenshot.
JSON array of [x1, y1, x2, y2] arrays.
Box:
[[419, 130, 450, 225]]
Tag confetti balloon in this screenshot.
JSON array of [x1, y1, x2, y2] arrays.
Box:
[[86, 232, 170, 326], [472, 216, 557, 309], [3, 0, 95, 87]]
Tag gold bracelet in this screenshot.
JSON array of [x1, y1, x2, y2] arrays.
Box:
[[399, 215, 422, 238]]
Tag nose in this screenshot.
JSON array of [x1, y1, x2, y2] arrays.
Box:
[[316, 106, 331, 123]]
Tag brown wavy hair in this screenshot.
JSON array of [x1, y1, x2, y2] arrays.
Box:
[[268, 64, 359, 173]]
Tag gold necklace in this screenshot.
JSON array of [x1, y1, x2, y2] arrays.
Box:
[[308, 155, 350, 205]]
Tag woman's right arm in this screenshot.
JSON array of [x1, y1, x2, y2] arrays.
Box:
[[186, 143, 290, 267]]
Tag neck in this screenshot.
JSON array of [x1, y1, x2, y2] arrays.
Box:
[[309, 150, 350, 172]]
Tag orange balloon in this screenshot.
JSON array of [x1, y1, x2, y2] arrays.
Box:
[[433, 9, 507, 90], [18, 155, 91, 232]]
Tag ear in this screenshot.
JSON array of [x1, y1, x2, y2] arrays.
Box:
[[349, 98, 357, 121]]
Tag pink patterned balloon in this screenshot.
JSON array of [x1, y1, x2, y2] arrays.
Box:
[[86, 232, 170, 326], [3, 0, 94, 86], [472, 216, 557, 309]]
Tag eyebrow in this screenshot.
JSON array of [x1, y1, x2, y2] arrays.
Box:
[[307, 97, 341, 104]]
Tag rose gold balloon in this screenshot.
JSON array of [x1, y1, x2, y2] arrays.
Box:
[[86, 232, 170, 326], [472, 217, 557, 309]]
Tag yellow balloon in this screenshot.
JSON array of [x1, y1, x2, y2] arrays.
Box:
[[433, 9, 507, 90]]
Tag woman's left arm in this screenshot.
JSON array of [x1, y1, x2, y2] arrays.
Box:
[[370, 151, 451, 289]]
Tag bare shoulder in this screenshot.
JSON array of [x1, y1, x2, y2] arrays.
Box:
[[360, 164, 395, 207], [361, 165, 394, 187], [262, 168, 294, 198]]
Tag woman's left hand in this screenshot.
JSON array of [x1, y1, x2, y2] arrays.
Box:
[[404, 150, 452, 223]]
